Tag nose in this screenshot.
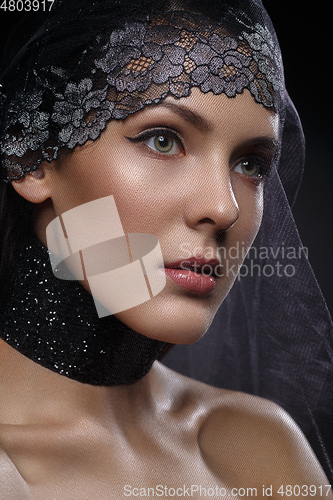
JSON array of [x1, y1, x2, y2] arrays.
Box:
[[184, 158, 239, 233]]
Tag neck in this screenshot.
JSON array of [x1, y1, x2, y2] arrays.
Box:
[[0, 234, 169, 386], [0, 339, 161, 428]]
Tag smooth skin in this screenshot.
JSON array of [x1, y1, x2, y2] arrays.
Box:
[[0, 89, 330, 498]]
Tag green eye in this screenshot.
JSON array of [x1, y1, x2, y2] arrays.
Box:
[[233, 157, 271, 185], [126, 128, 184, 156], [239, 160, 259, 177], [234, 158, 269, 180], [154, 135, 174, 153]]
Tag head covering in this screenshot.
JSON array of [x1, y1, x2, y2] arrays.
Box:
[[0, 0, 332, 484], [0, 0, 283, 180]]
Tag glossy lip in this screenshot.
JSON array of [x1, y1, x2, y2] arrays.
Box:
[[163, 257, 222, 294]]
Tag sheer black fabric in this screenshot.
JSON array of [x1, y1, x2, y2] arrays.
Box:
[[0, 233, 169, 385], [0, 1, 282, 180], [0, 0, 332, 484]]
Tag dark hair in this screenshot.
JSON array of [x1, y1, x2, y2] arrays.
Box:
[[0, 182, 33, 293]]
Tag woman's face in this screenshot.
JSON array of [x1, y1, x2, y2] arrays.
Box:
[[41, 88, 279, 344]]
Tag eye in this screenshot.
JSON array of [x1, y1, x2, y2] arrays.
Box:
[[149, 135, 175, 153], [234, 157, 270, 183], [126, 128, 184, 156]]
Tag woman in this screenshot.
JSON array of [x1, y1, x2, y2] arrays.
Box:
[[0, 0, 332, 497]]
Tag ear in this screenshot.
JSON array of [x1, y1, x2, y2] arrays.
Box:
[[11, 167, 51, 204]]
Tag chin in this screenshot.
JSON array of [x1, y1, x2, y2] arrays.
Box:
[[115, 292, 220, 345]]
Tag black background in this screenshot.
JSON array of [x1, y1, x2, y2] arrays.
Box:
[[264, 1, 333, 315], [0, 1, 332, 313]]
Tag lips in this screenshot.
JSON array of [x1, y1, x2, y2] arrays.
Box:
[[163, 257, 221, 294]]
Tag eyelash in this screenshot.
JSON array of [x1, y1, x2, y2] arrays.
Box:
[[233, 156, 272, 185], [126, 128, 185, 156], [127, 128, 272, 183]]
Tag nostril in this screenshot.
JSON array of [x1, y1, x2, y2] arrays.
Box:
[[198, 217, 215, 225]]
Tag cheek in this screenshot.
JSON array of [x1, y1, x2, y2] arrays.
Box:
[[232, 183, 264, 256], [107, 178, 163, 235], [243, 188, 263, 236], [51, 156, 147, 223], [90, 158, 172, 234]]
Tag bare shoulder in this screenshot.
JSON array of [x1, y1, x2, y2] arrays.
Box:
[[156, 362, 332, 494], [199, 392, 329, 482]]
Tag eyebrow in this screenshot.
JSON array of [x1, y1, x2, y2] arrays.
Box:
[[149, 102, 279, 153], [231, 136, 280, 163], [156, 102, 213, 132], [236, 136, 279, 151]]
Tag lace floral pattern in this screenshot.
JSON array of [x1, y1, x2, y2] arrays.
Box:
[[52, 80, 113, 148], [1, 12, 283, 180]]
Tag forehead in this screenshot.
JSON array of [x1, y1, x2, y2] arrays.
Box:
[[167, 87, 278, 128], [123, 87, 279, 145]]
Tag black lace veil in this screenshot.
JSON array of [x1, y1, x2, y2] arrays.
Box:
[[0, 0, 332, 483], [0, 0, 282, 180]]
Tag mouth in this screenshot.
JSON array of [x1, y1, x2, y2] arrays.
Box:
[[163, 257, 222, 294]]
